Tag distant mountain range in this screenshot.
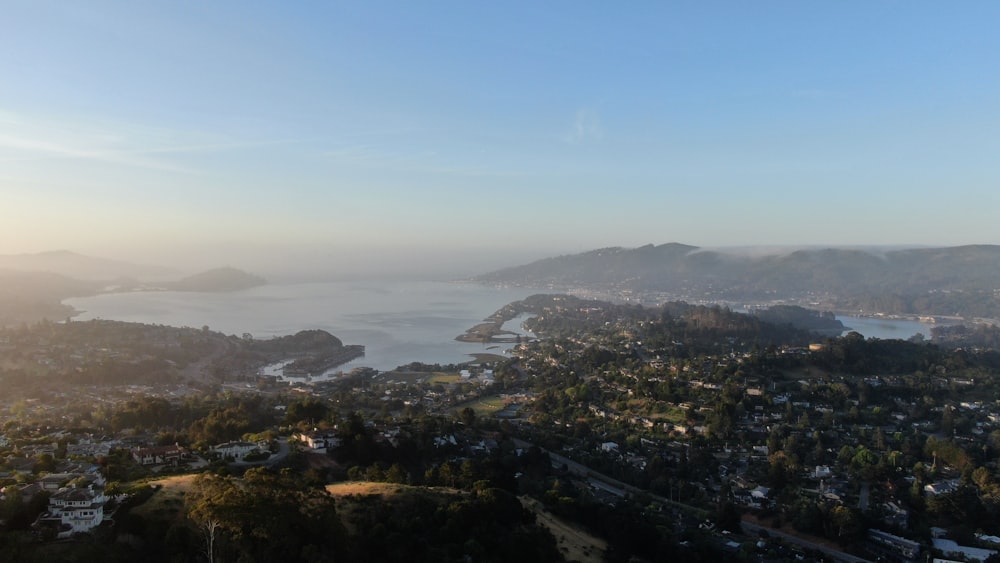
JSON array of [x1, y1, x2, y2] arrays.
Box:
[[473, 243, 1000, 319], [0, 251, 263, 291], [165, 267, 266, 292], [0, 252, 266, 326], [0, 250, 176, 281]]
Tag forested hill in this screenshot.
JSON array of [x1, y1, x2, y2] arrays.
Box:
[[473, 244, 1000, 318], [166, 267, 266, 292]]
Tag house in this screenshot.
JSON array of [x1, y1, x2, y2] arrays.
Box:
[[932, 538, 997, 563], [923, 479, 959, 496], [867, 529, 921, 562], [38, 473, 77, 492], [66, 441, 114, 458], [213, 441, 260, 461], [294, 431, 340, 452], [131, 444, 186, 466], [35, 485, 107, 538], [750, 486, 770, 500]]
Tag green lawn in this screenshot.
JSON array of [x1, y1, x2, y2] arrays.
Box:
[[651, 407, 688, 425], [454, 394, 506, 416], [428, 372, 461, 384]]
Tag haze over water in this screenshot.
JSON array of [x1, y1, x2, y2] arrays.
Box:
[[65, 281, 934, 373], [66, 281, 547, 372]]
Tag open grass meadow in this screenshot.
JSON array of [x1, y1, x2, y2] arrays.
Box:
[[427, 372, 462, 384], [453, 394, 507, 416], [129, 474, 198, 524]]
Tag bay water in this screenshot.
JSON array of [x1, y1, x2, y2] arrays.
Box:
[[65, 281, 546, 372], [65, 283, 934, 374]]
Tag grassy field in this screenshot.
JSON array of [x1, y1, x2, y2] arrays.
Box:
[[378, 371, 433, 384], [326, 481, 411, 497], [464, 352, 506, 364], [651, 406, 689, 425], [453, 394, 507, 416], [130, 474, 199, 523], [129, 478, 603, 561], [326, 481, 464, 535], [427, 371, 461, 384]]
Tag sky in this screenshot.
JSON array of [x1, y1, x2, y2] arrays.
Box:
[[2, 1, 999, 277]]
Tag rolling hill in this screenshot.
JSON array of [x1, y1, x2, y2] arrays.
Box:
[[473, 243, 1000, 318]]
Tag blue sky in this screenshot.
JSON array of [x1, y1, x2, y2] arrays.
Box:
[[2, 1, 999, 274]]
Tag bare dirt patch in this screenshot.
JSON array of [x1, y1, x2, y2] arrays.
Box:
[[521, 496, 606, 563]]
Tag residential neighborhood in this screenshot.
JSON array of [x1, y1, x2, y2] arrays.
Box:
[[3, 296, 1000, 562]]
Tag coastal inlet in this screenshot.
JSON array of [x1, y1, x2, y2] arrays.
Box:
[[251, 330, 365, 378]]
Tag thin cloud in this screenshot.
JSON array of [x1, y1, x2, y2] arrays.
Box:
[[0, 110, 295, 173], [325, 144, 515, 178], [139, 139, 299, 155], [563, 108, 603, 144], [0, 132, 194, 173]]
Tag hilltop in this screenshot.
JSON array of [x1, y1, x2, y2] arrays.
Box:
[[165, 266, 266, 292], [473, 243, 1000, 319], [0, 253, 266, 326], [0, 250, 175, 281]]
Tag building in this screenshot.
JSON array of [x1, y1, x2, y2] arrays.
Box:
[[131, 444, 186, 465], [213, 441, 261, 461], [294, 430, 340, 452], [867, 529, 921, 562], [932, 538, 997, 563], [36, 485, 107, 538]]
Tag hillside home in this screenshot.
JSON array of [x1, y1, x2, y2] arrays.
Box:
[[131, 444, 186, 466], [35, 485, 107, 538], [293, 430, 340, 452], [213, 441, 261, 461]]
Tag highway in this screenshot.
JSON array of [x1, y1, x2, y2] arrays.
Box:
[[512, 437, 871, 563]]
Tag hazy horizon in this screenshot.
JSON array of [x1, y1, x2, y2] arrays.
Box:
[[0, 241, 979, 285], [4, 3, 1000, 267]]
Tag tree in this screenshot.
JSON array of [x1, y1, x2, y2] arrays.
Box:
[[716, 500, 742, 532], [186, 469, 347, 562], [285, 398, 330, 425], [973, 466, 994, 489], [460, 407, 476, 427], [829, 505, 860, 540], [186, 474, 239, 563], [385, 463, 408, 484], [32, 453, 56, 474]]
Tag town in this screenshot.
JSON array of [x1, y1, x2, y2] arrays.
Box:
[[2, 294, 1000, 562]]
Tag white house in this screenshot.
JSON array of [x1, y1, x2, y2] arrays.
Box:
[[131, 444, 186, 466], [37, 485, 107, 538], [213, 441, 260, 461], [293, 431, 340, 452]]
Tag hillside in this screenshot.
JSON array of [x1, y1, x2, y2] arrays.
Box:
[[164, 267, 266, 292], [0, 250, 174, 280], [0, 269, 99, 326], [473, 243, 1000, 318]]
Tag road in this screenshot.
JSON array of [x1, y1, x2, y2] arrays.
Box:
[[513, 437, 870, 563], [229, 438, 291, 468], [741, 521, 872, 563]]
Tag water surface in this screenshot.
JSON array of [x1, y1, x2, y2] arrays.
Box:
[[66, 281, 546, 372]]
